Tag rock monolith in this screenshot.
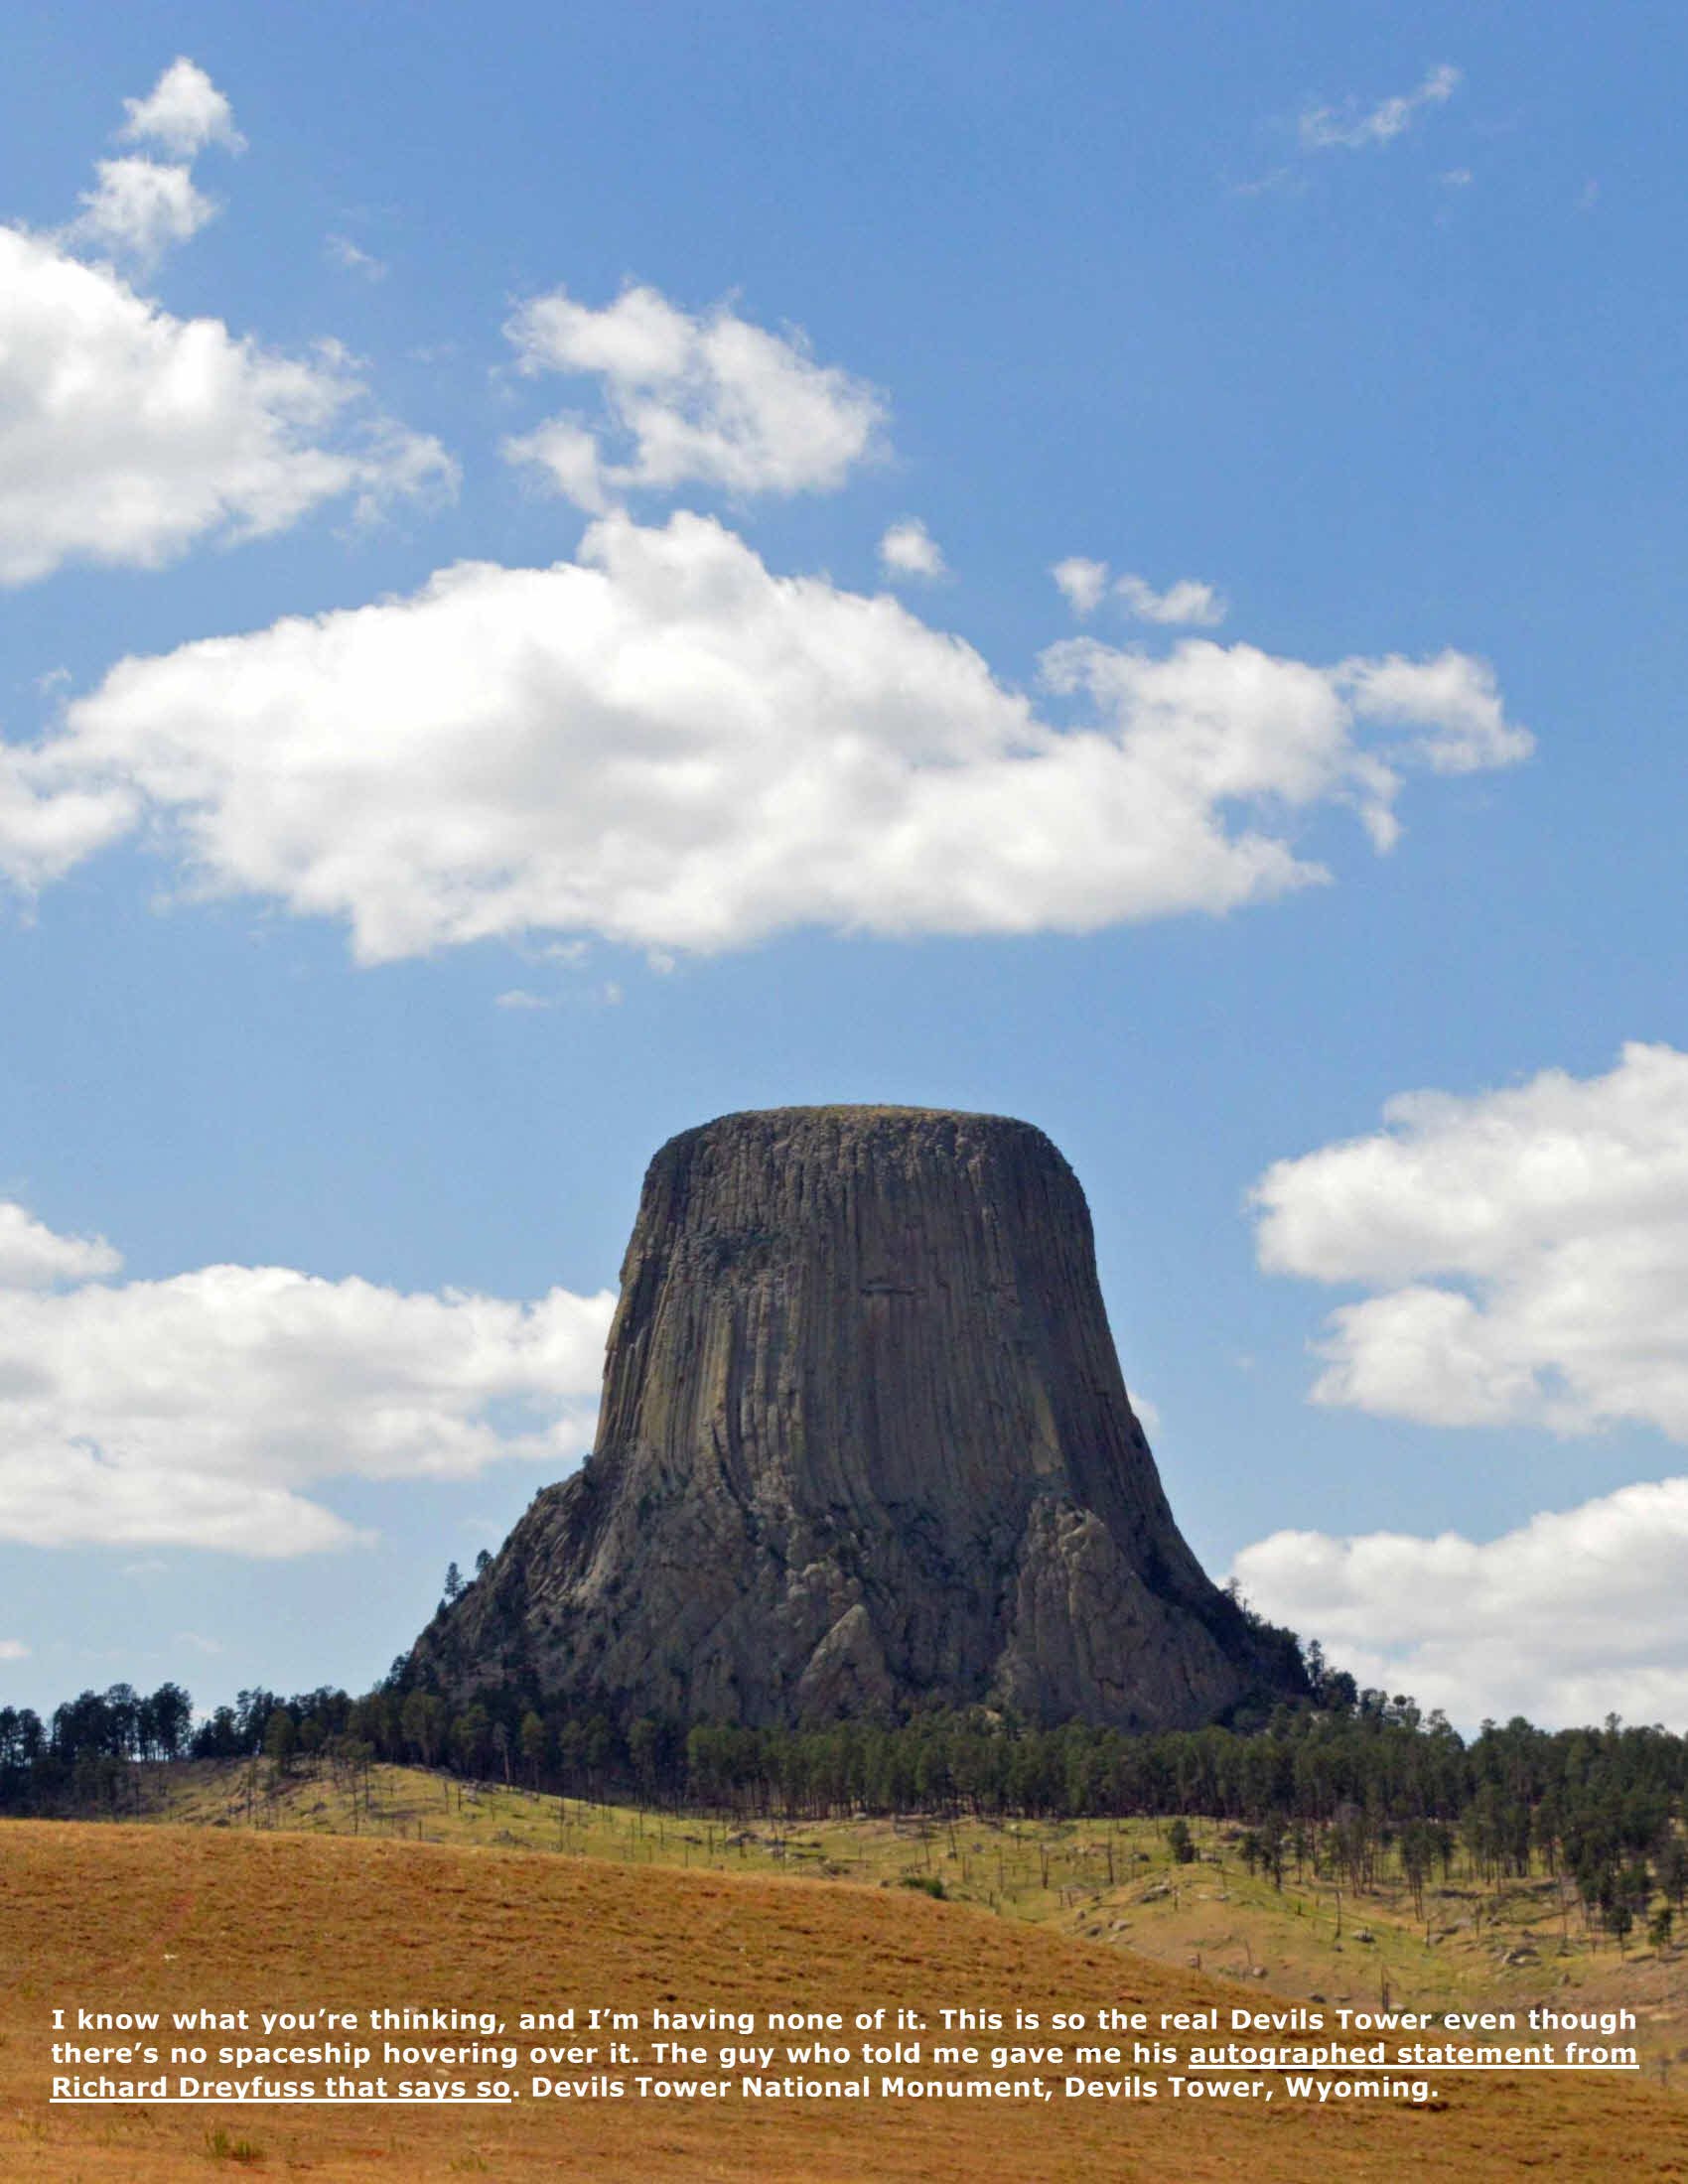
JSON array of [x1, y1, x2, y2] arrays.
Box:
[[410, 1106, 1301, 1728]]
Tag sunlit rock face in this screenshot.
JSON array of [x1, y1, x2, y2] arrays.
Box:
[[411, 1107, 1299, 1729]]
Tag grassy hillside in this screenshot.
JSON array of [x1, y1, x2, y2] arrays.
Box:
[[140, 1757, 1688, 2089], [2, 1816, 1680, 2181]]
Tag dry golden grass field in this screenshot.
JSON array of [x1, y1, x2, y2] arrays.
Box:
[[2, 1815, 1683, 2182]]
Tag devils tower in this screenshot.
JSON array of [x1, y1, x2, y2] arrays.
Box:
[[410, 1106, 1302, 1729]]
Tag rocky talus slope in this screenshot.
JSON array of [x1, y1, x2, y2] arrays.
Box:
[[411, 1107, 1301, 1728]]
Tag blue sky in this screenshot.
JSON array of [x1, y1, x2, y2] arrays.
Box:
[[2, 4, 1684, 1731]]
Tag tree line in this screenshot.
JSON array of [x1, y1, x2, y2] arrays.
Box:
[[5, 1659, 1688, 1948], [0, 1680, 193, 1817]]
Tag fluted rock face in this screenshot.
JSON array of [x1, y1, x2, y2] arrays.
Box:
[[412, 1107, 1296, 1729]]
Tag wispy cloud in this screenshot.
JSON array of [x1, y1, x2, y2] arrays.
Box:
[[1115, 573, 1227, 628], [1053, 558, 1226, 627], [1052, 557, 1109, 616], [1298, 64, 1461, 154], [327, 233, 387, 281]]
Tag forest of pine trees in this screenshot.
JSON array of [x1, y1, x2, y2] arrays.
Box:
[[4, 1658, 1688, 1951]]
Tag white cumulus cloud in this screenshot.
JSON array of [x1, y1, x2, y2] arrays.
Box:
[[119, 58, 245, 158], [1299, 64, 1462, 152], [502, 283, 886, 509], [0, 1199, 615, 1558], [0, 1201, 122, 1288], [66, 60, 242, 267], [1233, 1476, 1688, 1729], [0, 1639, 29, 1661], [0, 226, 456, 588], [1115, 572, 1227, 627], [1251, 1042, 1688, 1439], [878, 518, 946, 580], [68, 157, 218, 262], [0, 62, 453, 585], [3, 511, 1529, 953]]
